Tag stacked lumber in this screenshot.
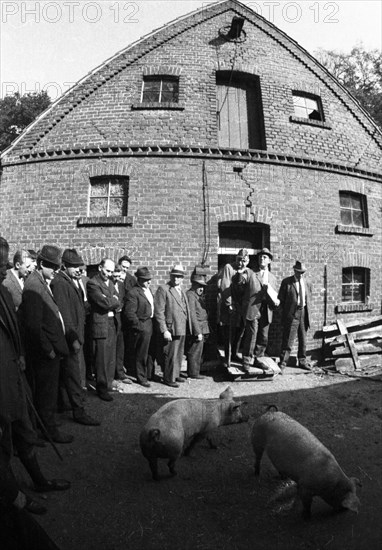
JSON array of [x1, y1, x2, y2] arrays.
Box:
[[323, 315, 382, 375]]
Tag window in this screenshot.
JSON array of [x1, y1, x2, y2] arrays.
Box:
[[342, 267, 369, 303], [88, 176, 128, 217], [292, 92, 323, 121], [218, 221, 269, 270], [141, 76, 179, 103], [216, 72, 265, 150], [339, 192, 367, 228]]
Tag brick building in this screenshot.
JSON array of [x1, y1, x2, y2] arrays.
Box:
[[1, 0, 381, 358]]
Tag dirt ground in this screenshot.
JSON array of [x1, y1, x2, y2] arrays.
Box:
[[18, 363, 382, 550]]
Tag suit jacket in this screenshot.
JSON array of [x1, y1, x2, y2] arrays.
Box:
[[243, 270, 278, 323], [154, 283, 191, 336], [87, 273, 120, 338], [124, 285, 154, 331], [0, 285, 25, 423], [19, 270, 69, 358], [51, 270, 86, 348], [278, 275, 312, 328], [186, 288, 210, 336], [218, 263, 253, 325], [2, 269, 23, 311]]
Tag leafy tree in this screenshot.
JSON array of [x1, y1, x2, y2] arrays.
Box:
[[0, 91, 51, 151], [315, 45, 382, 129]]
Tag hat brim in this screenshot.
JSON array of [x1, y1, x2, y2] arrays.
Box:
[[258, 252, 273, 260], [192, 280, 207, 286], [38, 255, 61, 268], [293, 266, 306, 273], [137, 275, 152, 280], [170, 272, 185, 277]]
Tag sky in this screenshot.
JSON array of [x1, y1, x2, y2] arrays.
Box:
[[1, 0, 381, 100]]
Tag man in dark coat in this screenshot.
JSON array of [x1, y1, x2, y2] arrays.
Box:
[[19, 245, 72, 443], [123, 267, 154, 387], [241, 248, 279, 373], [0, 237, 70, 517], [278, 261, 313, 372], [111, 265, 132, 385], [154, 264, 191, 388], [186, 274, 210, 379], [87, 258, 120, 401], [51, 249, 100, 426]]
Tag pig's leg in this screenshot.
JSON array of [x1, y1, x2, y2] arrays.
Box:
[[206, 435, 217, 449], [148, 458, 159, 481], [297, 485, 313, 519], [168, 459, 177, 476], [184, 434, 204, 456], [254, 449, 264, 476]]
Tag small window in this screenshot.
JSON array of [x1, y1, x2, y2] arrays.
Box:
[[141, 76, 179, 103], [339, 192, 367, 228], [292, 92, 323, 121], [342, 267, 369, 303], [88, 176, 128, 217]]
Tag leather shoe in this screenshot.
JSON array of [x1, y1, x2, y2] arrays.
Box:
[[25, 498, 47, 515], [34, 479, 71, 493], [138, 381, 151, 388], [189, 375, 207, 379], [73, 412, 101, 426], [97, 392, 113, 402], [299, 362, 312, 371], [163, 381, 180, 388], [46, 431, 74, 444], [175, 377, 185, 383]]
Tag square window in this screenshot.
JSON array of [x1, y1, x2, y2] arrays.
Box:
[[141, 76, 179, 103], [339, 191, 367, 228], [342, 267, 369, 303], [89, 176, 129, 217], [292, 92, 323, 121]]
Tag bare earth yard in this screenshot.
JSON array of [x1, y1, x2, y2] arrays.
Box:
[[19, 365, 382, 550]]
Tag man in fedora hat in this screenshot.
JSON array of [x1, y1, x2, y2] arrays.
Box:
[[218, 248, 252, 366], [154, 265, 191, 388], [124, 267, 155, 387], [278, 261, 313, 373], [20, 245, 73, 444], [51, 249, 100, 426], [186, 273, 210, 379], [241, 248, 279, 374]]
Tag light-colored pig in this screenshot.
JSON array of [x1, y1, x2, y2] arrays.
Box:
[[251, 410, 360, 518], [140, 386, 248, 480]]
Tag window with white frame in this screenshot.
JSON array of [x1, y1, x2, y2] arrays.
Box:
[[141, 75, 179, 103], [88, 176, 129, 217], [339, 191, 367, 228], [292, 92, 324, 121], [342, 267, 369, 303]]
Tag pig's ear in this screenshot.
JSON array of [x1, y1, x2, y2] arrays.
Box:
[[341, 492, 360, 513], [219, 386, 234, 400], [350, 477, 362, 488]]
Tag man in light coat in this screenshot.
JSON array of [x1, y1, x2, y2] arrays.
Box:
[[154, 265, 191, 388], [2, 250, 33, 310], [241, 248, 279, 373]]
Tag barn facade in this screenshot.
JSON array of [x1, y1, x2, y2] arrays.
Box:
[[1, 0, 381, 358]]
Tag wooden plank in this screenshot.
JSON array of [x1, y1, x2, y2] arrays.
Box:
[[327, 327, 382, 345], [336, 319, 361, 370], [335, 354, 382, 373], [332, 339, 382, 355], [323, 315, 382, 334]]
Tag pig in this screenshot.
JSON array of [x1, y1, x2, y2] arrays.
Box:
[[251, 410, 360, 518], [140, 386, 248, 480]]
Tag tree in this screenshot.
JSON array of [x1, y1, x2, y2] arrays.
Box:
[[315, 45, 382, 129], [0, 91, 51, 152]]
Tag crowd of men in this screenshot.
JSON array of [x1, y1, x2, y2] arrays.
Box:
[[0, 236, 312, 529]]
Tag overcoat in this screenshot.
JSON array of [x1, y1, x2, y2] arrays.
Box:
[[278, 275, 312, 329], [242, 270, 278, 323], [20, 270, 68, 358], [186, 289, 210, 336], [2, 269, 23, 310], [51, 270, 86, 347], [124, 285, 154, 331]]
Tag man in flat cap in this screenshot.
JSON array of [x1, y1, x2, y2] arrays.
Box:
[[217, 248, 253, 366], [124, 267, 155, 387], [20, 245, 72, 444], [51, 249, 100, 426], [186, 273, 210, 379], [278, 261, 313, 373], [154, 265, 191, 388], [241, 248, 279, 374]]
